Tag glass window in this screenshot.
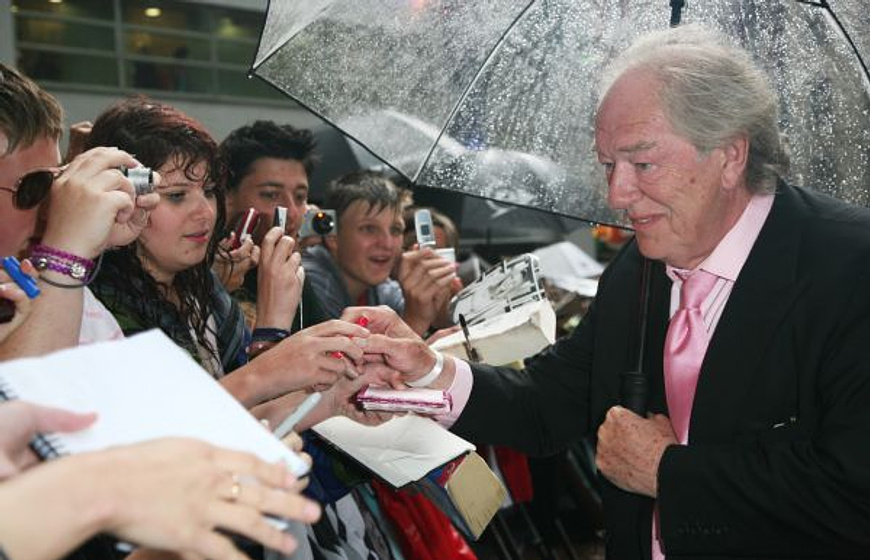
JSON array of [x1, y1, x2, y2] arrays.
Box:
[[216, 39, 255, 66], [213, 8, 263, 41], [12, 0, 276, 102], [122, 1, 212, 34], [17, 15, 115, 50], [125, 31, 211, 62], [12, 0, 112, 21], [125, 60, 213, 94], [18, 49, 118, 86]]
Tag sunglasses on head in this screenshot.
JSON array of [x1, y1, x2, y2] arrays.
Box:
[[0, 167, 65, 210]]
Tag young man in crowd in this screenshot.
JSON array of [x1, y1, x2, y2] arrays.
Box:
[[303, 170, 458, 335]]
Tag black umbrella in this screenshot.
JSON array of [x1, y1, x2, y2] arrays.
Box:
[[252, 0, 870, 226]]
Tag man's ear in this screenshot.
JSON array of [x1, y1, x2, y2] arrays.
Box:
[[721, 135, 749, 191]]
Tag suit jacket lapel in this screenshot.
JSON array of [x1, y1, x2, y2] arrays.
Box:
[[690, 185, 806, 441]]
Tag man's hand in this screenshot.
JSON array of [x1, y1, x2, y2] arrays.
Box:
[[596, 406, 677, 497], [341, 305, 420, 340]]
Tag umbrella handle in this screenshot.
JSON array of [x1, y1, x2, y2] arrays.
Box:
[[620, 257, 652, 415], [670, 0, 685, 27], [621, 371, 648, 415]]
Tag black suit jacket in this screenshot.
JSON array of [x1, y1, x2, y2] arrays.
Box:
[[452, 184, 870, 559]]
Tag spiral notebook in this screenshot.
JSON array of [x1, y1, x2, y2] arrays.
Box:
[[0, 329, 309, 476]]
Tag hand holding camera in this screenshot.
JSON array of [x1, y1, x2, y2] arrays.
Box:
[[213, 208, 263, 292], [38, 147, 159, 258], [256, 223, 305, 331]]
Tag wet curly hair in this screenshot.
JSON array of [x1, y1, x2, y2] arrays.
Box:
[[85, 96, 226, 361]]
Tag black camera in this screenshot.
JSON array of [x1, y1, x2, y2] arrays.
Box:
[[299, 209, 336, 238]]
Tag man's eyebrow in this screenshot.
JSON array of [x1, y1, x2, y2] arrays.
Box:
[[618, 141, 657, 154], [255, 181, 283, 188]]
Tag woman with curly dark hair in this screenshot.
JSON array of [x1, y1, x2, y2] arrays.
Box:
[[85, 97, 245, 376]]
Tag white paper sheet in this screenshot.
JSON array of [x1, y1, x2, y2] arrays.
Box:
[[312, 414, 475, 487], [0, 330, 309, 476]]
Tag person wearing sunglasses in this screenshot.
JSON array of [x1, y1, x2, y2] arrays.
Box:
[[0, 63, 159, 361]]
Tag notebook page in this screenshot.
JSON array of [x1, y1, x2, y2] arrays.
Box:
[[0, 330, 308, 476]]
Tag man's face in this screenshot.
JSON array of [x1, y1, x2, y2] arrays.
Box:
[[226, 157, 308, 241], [0, 136, 60, 257], [595, 70, 747, 269], [328, 200, 404, 294]]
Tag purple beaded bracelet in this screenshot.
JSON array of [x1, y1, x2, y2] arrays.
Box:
[[30, 244, 96, 283]]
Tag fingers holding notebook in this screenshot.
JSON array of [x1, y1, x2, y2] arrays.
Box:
[[0, 400, 96, 480], [0, 437, 321, 560]]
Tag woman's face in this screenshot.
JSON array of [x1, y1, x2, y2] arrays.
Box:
[[137, 158, 217, 284]]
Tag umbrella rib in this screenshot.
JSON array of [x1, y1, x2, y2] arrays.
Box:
[[794, 0, 870, 86], [414, 0, 540, 183]]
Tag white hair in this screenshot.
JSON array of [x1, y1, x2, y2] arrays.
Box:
[[599, 24, 789, 194]]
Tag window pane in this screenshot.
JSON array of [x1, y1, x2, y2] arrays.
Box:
[[218, 70, 284, 100], [122, 1, 211, 34], [18, 49, 118, 86], [213, 8, 263, 41], [216, 40, 256, 66], [124, 30, 211, 62], [17, 16, 114, 50], [125, 61, 213, 94], [12, 0, 113, 21]]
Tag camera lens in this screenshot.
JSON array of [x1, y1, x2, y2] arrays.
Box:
[[312, 212, 334, 235]]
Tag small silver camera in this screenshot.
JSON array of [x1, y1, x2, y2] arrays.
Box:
[[299, 208, 337, 239], [121, 166, 155, 196]]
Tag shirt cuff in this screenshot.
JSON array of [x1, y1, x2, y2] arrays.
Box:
[[435, 357, 473, 428]]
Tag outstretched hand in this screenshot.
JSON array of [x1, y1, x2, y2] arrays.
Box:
[[253, 319, 370, 393], [340, 306, 454, 389]]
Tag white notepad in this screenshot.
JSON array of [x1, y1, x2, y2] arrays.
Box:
[[312, 414, 475, 488], [0, 330, 309, 476]]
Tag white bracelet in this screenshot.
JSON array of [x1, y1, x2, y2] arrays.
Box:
[[407, 350, 444, 388]]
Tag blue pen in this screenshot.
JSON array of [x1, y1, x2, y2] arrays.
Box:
[[1, 256, 40, 299]]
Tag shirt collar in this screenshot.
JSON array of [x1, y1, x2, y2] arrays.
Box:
[[666, 193, 775, 282]]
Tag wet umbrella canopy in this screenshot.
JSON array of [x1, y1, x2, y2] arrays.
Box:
[[253, 0, 870, 226]]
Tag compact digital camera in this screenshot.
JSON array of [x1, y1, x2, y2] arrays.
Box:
[[299, 209, 337, 239], [121, 166, 155, 196]]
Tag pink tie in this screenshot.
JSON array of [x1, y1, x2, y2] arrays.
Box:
[[665, 270, 718, 444], [654, 270, 717, 560], [663, 269, 718, 444]]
